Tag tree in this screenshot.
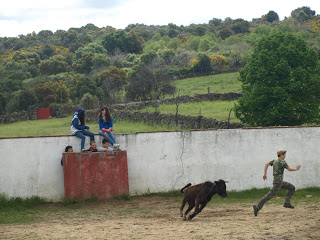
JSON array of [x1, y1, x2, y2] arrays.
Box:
[[39, 55, 70, 75], [38, 44, 55, 59], [68, 74, 101, 101], [209, 18, 222, 27], [92, 53, 111, 72], [17, 89, 38, 110], [79, 93, 99, 109], [98, 66, 127, 103], [140, 51, 158, 65], [210, 54, 227, 72], [102, 30, 144, 55], [126, 58, 175, 101], [234, 32, 320, 126], [37, 30, 53, 43], [0, 92, 7, 115], [230, 20, 250, 34], [54, 80, 70, 104], [33, 82, 57, 107], [265, 10, 279, 23], [193, 53, 212, 73], [218, 28, 232, 40], [291, 6, 315, 22], [73, 52, 94, 74], [74, 43, 107, 60], [60, 29, 78, 47]]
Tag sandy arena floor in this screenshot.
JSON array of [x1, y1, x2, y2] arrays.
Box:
[[0, 196, 319, 240]]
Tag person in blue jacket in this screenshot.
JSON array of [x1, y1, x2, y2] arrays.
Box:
[[98, 107, 119, 148], [70, 107, 95, 151]]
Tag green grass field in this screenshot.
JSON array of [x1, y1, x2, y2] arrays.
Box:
[[0, 115, 185, 138], [170, 72, 241, 97], [141, 100, 239, 122]]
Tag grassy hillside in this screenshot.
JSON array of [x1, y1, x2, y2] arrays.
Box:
[[170, 72, 241, 97], [141, 100, 239, 122]]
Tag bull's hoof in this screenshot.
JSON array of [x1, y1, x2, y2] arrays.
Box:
[[187, 216, 192, 221], [183, 217, 187, 221]]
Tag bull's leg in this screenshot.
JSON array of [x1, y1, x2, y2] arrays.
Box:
[[183, 202, 195, 221], [188, 202, 207, 220], [180, 198, 187, 217], [188, 199, 200, 220]]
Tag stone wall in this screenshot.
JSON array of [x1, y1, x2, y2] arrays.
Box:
[[0, 106, 74, 124], [0, 107, 37, 124], [86, 109, 244, 129], [114, 92, 244, 110]]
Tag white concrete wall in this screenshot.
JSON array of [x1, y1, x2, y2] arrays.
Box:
[[0, 127, 319, 201]]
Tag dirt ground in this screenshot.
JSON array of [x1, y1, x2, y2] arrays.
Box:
[[0, 196, 319, 240]]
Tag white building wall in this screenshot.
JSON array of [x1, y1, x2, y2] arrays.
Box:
[[0, 127, 319, 201]]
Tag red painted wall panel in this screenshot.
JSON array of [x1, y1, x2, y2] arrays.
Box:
[[37, 107, 51, 119], [62, 151, 129, 200]]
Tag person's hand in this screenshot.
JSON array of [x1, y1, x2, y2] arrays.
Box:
[[263, 174, 267, 180], [84, 126, 89, 130], [296, 164, 301, 170]]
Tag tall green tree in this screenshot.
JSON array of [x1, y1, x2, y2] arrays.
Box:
[[39, 55, 70, 75], [99, 66, 127, 103], [193, 53, 212, 73], [234, 32, 320, 126], [126, 58, 175, 101], [291, 6, 315, 22], [264, 10, 279, 23], [102, 30, 144, 55]]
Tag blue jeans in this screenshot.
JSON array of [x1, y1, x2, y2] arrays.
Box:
[[99, 130, 116, 145], [74, 129, 95, 150]]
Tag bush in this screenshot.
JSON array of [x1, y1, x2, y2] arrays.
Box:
[[79, 93, 99, 110]]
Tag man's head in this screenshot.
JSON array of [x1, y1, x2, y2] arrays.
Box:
[[102, 138, 109, 148], [90, 141, 97, 149], [277, 149, 287, 158]]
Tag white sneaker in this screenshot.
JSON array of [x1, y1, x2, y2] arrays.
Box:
[[113, 144, 120, 150]]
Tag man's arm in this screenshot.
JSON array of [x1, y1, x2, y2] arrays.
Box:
[[97, 147, 108, 152], [287, 164, 301, 171], [263, 162, 270, 180]]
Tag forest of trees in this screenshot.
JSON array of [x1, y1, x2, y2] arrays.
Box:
[[0, 6, 319, 116]]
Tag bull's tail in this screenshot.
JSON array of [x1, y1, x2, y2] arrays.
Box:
[[181, 183, 192, 193]]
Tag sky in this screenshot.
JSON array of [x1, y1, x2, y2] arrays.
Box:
[[0, 0, 319, 38]]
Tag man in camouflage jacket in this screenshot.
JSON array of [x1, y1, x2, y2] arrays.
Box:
[[253, 149, 301, 216]]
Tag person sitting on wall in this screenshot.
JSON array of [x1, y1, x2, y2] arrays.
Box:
[[98, 107, 120, 150], [61, 145, 73, 166], [97, 138, 113, 152], [70, 107, 95, 151]]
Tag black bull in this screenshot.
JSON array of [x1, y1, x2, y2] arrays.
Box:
[[180, 179, 228, 220]]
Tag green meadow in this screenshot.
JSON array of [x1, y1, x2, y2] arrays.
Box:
[[170, 72, 241, 97], [141, 100, 239, 122]]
